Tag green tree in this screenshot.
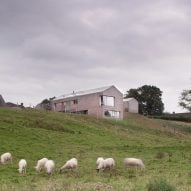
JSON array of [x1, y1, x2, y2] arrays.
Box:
[[40, 97, 55, 110], [125, 85, 164, 115], [179, 89, 191, 112]]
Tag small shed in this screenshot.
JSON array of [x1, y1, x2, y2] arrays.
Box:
[[123, 98, 139, 113]]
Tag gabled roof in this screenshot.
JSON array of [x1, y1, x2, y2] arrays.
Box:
[[53, 85, 114, 101]]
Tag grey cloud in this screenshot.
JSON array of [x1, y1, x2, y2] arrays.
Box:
[[0, 0, 191, 112]]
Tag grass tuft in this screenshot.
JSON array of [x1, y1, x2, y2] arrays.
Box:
[[147, 178, 176, 191]]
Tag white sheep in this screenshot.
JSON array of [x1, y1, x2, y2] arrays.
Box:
[[18, 159, 27, 174], [0, 152, 12, 164], [96, 158, 115, 172], [60, 158, 78, 173], [35, 157, 48, 172], [44, 160, 55, 175], [123, 158, 145, 169]]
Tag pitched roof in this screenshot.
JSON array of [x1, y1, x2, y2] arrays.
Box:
[[53, 85, 113, 101]]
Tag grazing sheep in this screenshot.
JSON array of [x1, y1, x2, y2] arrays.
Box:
[[35, 158, 48, 172], [123, 158, 145, 169], [0, 152, 12, 164], [18, 159, 27, 174], [44, 160, 55, 175], [60, 158, 78, 173], [96, 158, 115, 172]]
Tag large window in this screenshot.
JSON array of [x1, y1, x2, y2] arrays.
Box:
[[71, 110, 88, 115], [104, 110, 120, 118], [73, 99, 78, 104], [100, 96, 114, 107]]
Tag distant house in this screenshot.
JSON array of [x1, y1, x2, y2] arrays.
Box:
[[0, 95, 24, 109], [51, 85, 124, 119], [123, 98, 139, 113], [5, 102, 24, 108]]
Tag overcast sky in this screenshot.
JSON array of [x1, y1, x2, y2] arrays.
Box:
[[0, 0, 191, 112]]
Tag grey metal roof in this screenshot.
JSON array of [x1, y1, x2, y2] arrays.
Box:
[[53, 85, 113, 101]]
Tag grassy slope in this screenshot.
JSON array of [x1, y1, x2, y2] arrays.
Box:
[[0, 108, 191, 191]]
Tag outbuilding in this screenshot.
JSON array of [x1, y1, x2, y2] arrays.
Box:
[[123, 98, 139, 113]]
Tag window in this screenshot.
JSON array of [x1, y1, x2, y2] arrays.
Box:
[[100, 96, 114, 106], [73, 99, 78, 104], [71, 110, 88, 115], [104, 110, 120, 118]]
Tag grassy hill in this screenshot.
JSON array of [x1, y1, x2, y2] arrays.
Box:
[[0, 108, 191, 191]]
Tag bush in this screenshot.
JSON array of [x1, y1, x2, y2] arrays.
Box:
[[147, 178, 176, 191]]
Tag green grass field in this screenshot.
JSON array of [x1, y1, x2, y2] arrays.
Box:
[[0, 108, 191, 191]]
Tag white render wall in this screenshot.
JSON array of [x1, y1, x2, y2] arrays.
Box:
[[51, 86, 124, 119], [123, 98, 139, 113]]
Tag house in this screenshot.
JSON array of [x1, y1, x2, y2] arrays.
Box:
[[0, 95, 25, 109], [123, 98, 139, 113], [51, 85, 124, 119]]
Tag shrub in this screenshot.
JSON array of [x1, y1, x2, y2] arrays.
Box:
[[147, 178, 176, 191]]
